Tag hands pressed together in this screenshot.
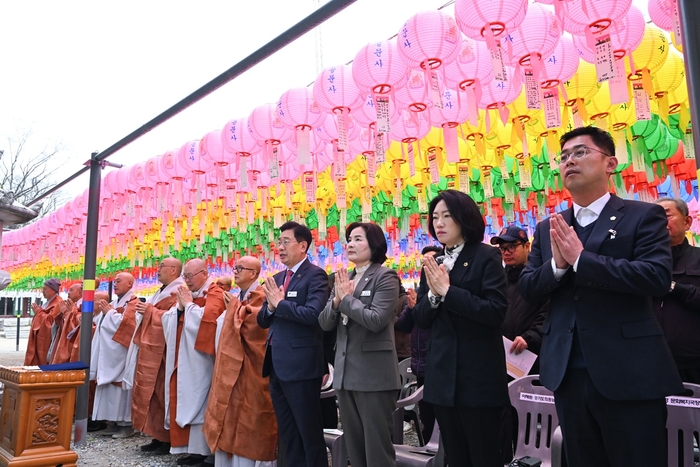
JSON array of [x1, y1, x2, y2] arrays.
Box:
[[262, 278, 285, 311], [423, 254, 450, 297], [549, 213, 584, 269], [176, 285, 193, 309], [332, 268, 354, 310]]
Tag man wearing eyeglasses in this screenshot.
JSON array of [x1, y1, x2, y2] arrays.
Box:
[[161, 258, 226, 465], [491, 226, 548, 465], [129, 257, 184, 455], [519, 126, 682, 467], [204, 255, 278, 466], [257, 221, 329, 467], [490, 226, 548, 366]]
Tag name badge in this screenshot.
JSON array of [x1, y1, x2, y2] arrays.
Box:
[[361, 290, 371, 297], [287, 291, 298, 298]]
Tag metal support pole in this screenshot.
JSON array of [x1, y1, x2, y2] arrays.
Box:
[[74, 154, 101, 445], [677, 0, 700, 171], [15, 297, 20, 352]]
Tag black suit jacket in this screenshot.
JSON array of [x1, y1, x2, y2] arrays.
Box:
[[414, 242, 510, 408], [257, 258, 329, 381], [519, 195, 683, 400]]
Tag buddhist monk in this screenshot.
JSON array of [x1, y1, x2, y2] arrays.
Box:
[[215, 277, 232, 292], [25, 278, 64, 366], [48, 282, 82, 364], [204, 256, 277, 467], [129, 258, 184, 454], [91, 272, 138, 439], [162, 258, 226, 464]]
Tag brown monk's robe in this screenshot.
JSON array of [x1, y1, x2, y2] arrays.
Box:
[[131, 294, 177, 443], [169, 283, 226, 448], [50, 302, 82, 364], [203, 288, 277, 461], [25, 295, 64, 366]]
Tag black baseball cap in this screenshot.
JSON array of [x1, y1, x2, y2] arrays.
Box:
[[490, 226, 529, 245]]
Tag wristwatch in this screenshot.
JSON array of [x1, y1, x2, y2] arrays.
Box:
[[429, 293, 443, 307]]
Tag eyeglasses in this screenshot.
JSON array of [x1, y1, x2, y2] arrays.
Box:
[[556, 145, 611, 164], [158, 264, 176, 270], [233, 265, 255, 273], [182, 270, 206, 280], [498, 243, 524, 254], [276, 238, 298, 247]]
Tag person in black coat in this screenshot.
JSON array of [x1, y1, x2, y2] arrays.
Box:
[[413, 190, 509, 467], [519, 127, 682, 467], [654, 197, 700, 384]]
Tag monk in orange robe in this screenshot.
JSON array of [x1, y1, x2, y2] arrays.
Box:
[[25, 278, 64, 366], [130, 258, 184, 454], [203, 256, 277, 466], [49, 283, 83, 364]]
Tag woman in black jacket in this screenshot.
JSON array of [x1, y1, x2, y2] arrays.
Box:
[[413, 189, 509, 467]]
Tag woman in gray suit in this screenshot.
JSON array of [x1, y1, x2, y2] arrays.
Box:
[[319, 222, 401, 467]]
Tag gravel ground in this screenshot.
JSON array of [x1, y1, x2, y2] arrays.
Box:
[[0, 338, 422, 466]]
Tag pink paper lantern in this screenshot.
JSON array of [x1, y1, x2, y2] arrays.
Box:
[[221, 118, 259, 156], [352, 39, 409, 94], [390, 110, 431, 143], [648, 0, 674, 31], [178, 140, 212, 174], [540, 34, 579, 88], [560, 0, 632, 35], [352, 94, 401, 128], [316, 113, 361, 144], [479, 67, 523, 108], [313, 65, 365, 114], [277, 87, 326, 130], [429, 88, 470, 127], [103, 170, 123, 196], [397, 11, 460, 70], [199, 130, 230, 165], [394, 69, 431, 113], [454, 0, 528, 41], [505, 3, 561, 70], [444, 38, 494, 91], [572, 5, 645, 63], [249, 103, 293, 144], [159, 149, 190, 216]]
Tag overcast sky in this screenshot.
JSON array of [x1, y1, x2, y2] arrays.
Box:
[[2, 0, 651, 202]]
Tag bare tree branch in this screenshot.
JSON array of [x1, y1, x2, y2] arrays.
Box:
[[1, 127, 70, 228]]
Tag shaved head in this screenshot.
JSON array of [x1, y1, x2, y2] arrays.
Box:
[[215, 277, 232, 292], [114, 272, 135, 296], [234, 255, 261, 292], [158, 257, 183, 286], [94, 291, 110, 303], [67, 283, 83, 302], [183, 259, 209, 291]]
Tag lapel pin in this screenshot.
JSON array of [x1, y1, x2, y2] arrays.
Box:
[[610, 216, 616, 221], [463, 262, 469, 267], [365, 277, 369, 281], [608, 229, 617, 239]]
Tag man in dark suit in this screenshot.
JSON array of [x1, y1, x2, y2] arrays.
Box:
[[257, 221, 329, 467], [519, 126, 683, 467]]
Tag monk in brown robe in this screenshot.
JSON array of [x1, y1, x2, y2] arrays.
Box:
[[49, 283, 83, 364], [25, 278, 64, 366], [204, 256, 277, 466], [131, 258, 184, 454]]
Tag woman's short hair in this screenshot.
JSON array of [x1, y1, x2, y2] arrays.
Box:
[[428, 190, 485, 245], [346, 222, 388, 264]]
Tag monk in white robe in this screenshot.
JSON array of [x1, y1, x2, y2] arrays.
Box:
[[91, 272, 137, 438], [163, 258, 226, 464]]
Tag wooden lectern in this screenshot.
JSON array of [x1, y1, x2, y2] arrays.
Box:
[[0, 367, 85, 467]]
